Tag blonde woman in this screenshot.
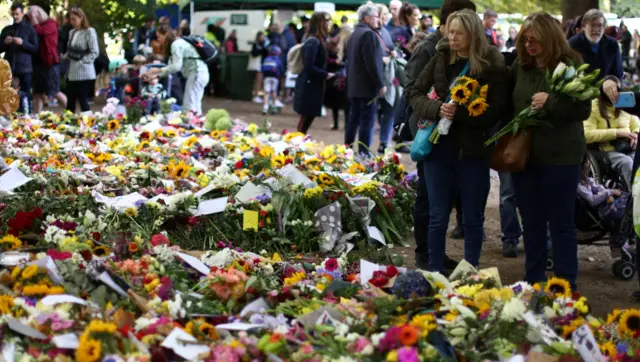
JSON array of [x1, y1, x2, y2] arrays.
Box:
[[509, 13, 590, 290], [405, 9, 506, 273]]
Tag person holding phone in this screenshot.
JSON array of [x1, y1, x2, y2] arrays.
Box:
[[584, 79, 640, 191], [0, 3, 39, 100]]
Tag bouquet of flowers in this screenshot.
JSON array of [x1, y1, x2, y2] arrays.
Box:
[[124, 96, 148, 124], [430, 76, 489, 144], [485, 62, 602, 145]]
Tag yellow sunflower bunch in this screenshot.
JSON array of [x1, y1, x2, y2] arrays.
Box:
[[259, 146, 275, 158], [106, 119, 120, 131], [75, 320, 118, 362], [317, 173, 336, 188], [0, 295, 14, 315], [617, 308, 640, 337], [185, 318, 219, 341], [165, 160, 192, 179], [544, 277, 572, 298], [450, 77, 489, 117], [0, 234, 22, 250], [347, 163, 367, 175], [284, 271, 306, 286], [304, 157, 321, 171], [304, 186, 323, 199], [271, 154, 294, 168], [183, 136, 199, 149]]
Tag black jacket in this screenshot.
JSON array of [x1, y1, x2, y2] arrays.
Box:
[[404, 28, 442, 88], [0, 20, 39, 74], [58, 23, 72, 54], [569, 33, 623, 81], [346, 22, 384, 99], [293, 37, 328, 117]]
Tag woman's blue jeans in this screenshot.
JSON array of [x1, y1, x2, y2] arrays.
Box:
[[423, 142, 490, 272], [512, 164, 580, 289]]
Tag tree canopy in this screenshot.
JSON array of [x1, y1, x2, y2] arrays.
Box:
[[474, 0, 561, 15]]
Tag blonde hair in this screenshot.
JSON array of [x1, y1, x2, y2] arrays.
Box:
[[516, 12, 582, 69], [375, 3, 390, 23], [446, 9, 490, 76], [133, 55, 146, 65], [336, 27, 352, 62]]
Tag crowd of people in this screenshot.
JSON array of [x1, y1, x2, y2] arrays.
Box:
[[259, 0, 638, 292]]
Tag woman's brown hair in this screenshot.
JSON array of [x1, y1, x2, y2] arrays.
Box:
[[516, 12, 582, 69], [400, 2, 418, 26], [306, 12, 330, 45], [156, 24, 177, 59], [69, 7, 90, 29]]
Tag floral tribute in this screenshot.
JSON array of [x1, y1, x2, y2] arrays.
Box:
[[0, 108, 636, 361]]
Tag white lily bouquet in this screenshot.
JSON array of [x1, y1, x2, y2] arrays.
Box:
[[485, 62, 603, 146]]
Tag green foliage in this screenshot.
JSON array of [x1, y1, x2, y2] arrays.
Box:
[[610, 0, 640, 17], [473, 0, 561, 14]]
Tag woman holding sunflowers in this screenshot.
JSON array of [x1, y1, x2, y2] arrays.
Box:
[[508, 13, 590, 290], [406, 9, 507, 273]]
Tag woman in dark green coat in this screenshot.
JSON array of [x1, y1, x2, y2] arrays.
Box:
[[509, 12, 591, 290]]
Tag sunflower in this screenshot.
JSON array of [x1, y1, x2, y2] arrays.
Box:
[[479, 84, 489, 98], [348, 163, 366, 174], [318, 173, 335, 186], [155, 129, 164, 138], [86, 320, 118, 334], [606, 309, 622, 325], [93, 246, 111, 257], [617, 309, 640, 336], [198, 322, 219, 340], [107, 120, 120, 131], [467, 98, 489, 117], [75, 338, 102, 362], [171, 160, 191, 179], [0, 295, 14, 315], [283, 132, 305, 142], [165, 129, 177, 138], [183, 136, 199, 148], [464, 79, 479, 93], [0, 235, 22, 250], [20, 265, 39, 280], [600, 341, 617, 358], [451, 85, 472, 104], [259, 146, 275, 158], [561, 318, 585, 339], [544, 277, 572, 298], [271, 155, 286, 168], [210, 130, 222, 139], [11, 267, 21, 280], [137, 141, 150, 151]]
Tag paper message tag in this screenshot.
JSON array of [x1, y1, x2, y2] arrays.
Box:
[[161, 328, 210, 360], [28, 256, 64, 284], [215, 322, 266, 331], [176, 252, 211, 275], [2, 342, 15, 362], [97, 271, 128, 297], [243, 210, 259, 231], [235, 182, 270, 204], [52, 333, 79, 349], [277, 164, 315, 187], [0, 167, 32, 193], [240, 298, 270, 318], [194, 197, 227, 216], [194, 183, 217, 198], [5, 317, 47, 340], [572, 325, 606, 362], [41, 294, 92, 307], [367, 226, 386, 245]]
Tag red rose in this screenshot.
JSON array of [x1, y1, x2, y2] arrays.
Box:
[[47, 250, 72, 261], [187, 216, 198, 226], [393, 155, 400, 165], [79, 250, 92, 262], [259, 210, 268, 217], [283, 149, 290, 156], [324, 258, 339, 271], [369, 276, 389, 288], [385, 265, 399, 278], [259, 220, 265, 228], [235, 160, 244, 170], [92, 232, 101, 241], [150, 234, 169, 247]]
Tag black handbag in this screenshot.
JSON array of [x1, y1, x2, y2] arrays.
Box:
[[610, 138, 634, 154]]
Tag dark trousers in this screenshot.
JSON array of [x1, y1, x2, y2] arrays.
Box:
[[345, 97, 377, 155], [16, 72, 32, 97], [297, 115, 315, 134], [414, 160, 430, 265], [332, 104, 350, 129], [423, 142, 490, 272], [145, 97, 160, 114], [512, 164, 580, 289], [66, 79, 93, 112]]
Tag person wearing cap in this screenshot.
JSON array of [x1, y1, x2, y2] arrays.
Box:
[[420, 14, 435, 34]]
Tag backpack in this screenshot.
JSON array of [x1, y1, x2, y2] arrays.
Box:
[[261, 55, 281, 78], [182, 35, 219, 64], [287, 42, 305, 74]]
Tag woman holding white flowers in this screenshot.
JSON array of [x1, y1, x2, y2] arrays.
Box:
[[405, 9, 507, 273], [509, 12, 591, 290]]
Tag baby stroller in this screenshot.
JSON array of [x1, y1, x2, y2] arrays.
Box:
[[572, 150, 637, 280]]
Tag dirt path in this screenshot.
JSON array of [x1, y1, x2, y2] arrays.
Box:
[[205, 97, 639, 317]]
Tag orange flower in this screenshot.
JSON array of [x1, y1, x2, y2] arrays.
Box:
[[269, 333, 282, 343], [128, 242, 139, 253], [399, 325, 419, 346]]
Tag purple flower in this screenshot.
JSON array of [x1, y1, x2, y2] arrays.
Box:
[[512, 284, 523, 295], [397, 347, 420, 362], [315, 267, 342, 280], [255, 194, 271, 205]]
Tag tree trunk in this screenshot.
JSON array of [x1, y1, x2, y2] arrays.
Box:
[[562, 0, 599, 21]]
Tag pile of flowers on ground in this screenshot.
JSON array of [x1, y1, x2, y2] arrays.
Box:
[[0, 109, 638, 362]]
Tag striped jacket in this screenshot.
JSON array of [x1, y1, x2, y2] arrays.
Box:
[[65, 28, 99, 81]]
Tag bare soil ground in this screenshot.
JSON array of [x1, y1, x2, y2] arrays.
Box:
[[206, 97, 640, 316]]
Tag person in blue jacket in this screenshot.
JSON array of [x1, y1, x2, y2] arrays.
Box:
[[0, 3, 39, 98]]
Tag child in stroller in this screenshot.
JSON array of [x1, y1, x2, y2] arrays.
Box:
[[141, 76, 166, 114], [578, 155, 637, 280]]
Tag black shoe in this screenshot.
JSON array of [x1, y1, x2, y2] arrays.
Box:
[[415, 255, 429, 270], [449, 225, 464, 239], [502, 241, 518, 258], [444, 256, 458, 271], [395, 144, 410, 153]]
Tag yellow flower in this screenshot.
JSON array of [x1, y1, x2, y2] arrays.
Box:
[[386, 350, 398, 362], [479, 84, 489, 98], [410, 313, 437, 337], [247, 123, 258, 135], [10, 267, 22, 280], [284, 132, 305, 142], [464, 79, 479, 93], [451, 84, 472, 104], [86, 320, 118, 334], [561, 318, 585, 339], [20, 265, 39, 280], [0, 235, 22, 250], [317, 173, 335, 186], [606, 309, 622, 325], [75, 338, 102, 362], [456, 284, 483, 298], [197, 173, 210, 187], [467, 98, 489, 117], [271, 155, 287, 168], [304, 186, 323, 198], [165, 129, 177, 138], [600, 341, 617, 358], [574, 297, 589, 314], [347, 163, 366, 174], [171, 160, 191, 179], [210, 130, 222, 139], [107, 120, 120, 131], [93, 246, 111, 257], [284, 271, 306, 286], [545, 277, 572, 298], [617, 309, 640, 336], [259, 146, 275, 158], [125, 208, 138, 217], [155, 129, 164, 137], [0, 295, 14, 315], [183, 136, 199, 148], [23, 284, 64, 296]]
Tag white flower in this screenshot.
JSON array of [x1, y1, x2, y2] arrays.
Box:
[[134, 317, 158, 331], [552, 62, 567, 80], [370, 332, 385, 347], [167, 294, 186, 319], [345, 332, 360, 342], [501, 298, 526, 322], [152, 245, 176, 263], [361, 344, 374, 355]]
